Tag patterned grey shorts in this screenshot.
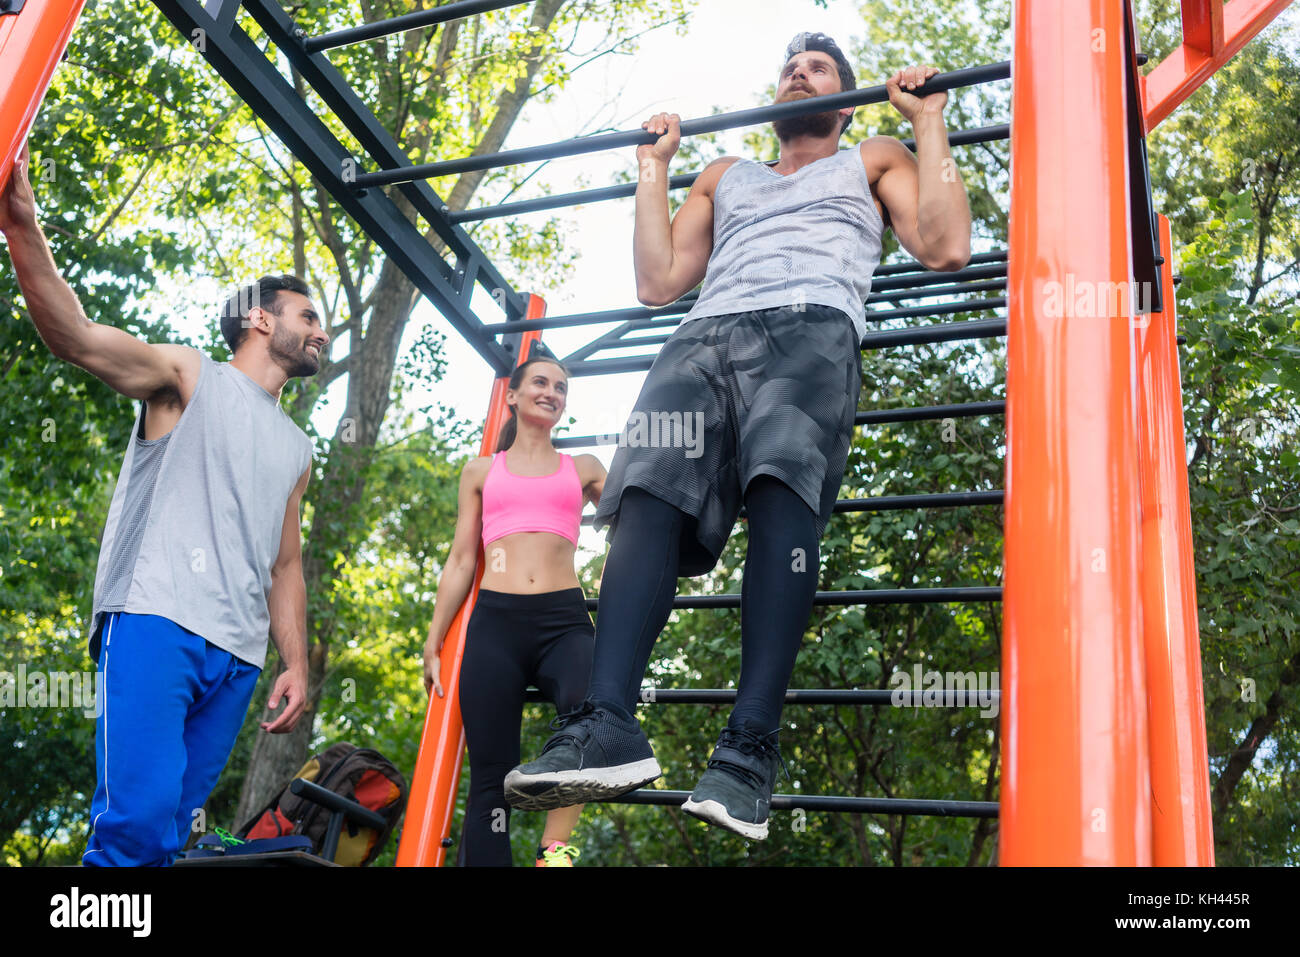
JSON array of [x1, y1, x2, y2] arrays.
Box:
[[592, 303, 863, 577]]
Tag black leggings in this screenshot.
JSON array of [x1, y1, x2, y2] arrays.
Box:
[[587, 475, 820, 734], [457, 587, 594, 866]]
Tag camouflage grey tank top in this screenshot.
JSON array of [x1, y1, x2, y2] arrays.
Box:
[[680, 147, 885, 342]]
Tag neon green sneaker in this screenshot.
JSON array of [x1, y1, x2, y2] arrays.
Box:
[[535, 840, 581, 867]]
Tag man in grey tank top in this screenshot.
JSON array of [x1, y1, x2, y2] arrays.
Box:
[[506, 34, 973, 840], [1, 142, 326, 866]]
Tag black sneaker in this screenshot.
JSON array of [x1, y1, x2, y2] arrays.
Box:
[[504, 701, 661, 811], [680, 725, 789, 840]]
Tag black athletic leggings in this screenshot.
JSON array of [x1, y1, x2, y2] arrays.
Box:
[[457, 587, 594, 867], [587, 475, 820, 734]]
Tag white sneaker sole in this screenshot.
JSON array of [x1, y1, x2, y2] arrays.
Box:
[[680, 797, 770, 840], [504, 758, 662, 811]]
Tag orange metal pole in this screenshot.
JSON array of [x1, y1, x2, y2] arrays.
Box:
[[396, 294, 548, 867], [1001, 0, 1150, 865], [1135, 216, 1215, 865], [0, 0, 87, 192]]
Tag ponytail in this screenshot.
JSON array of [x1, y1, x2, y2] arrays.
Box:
[[495, 407, 518, 452]]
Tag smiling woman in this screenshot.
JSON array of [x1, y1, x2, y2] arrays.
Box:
[[420, 346, 607, 866]]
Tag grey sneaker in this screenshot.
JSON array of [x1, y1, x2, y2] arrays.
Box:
[[680, 726, 789, 840], [504, 701, 661, 811]]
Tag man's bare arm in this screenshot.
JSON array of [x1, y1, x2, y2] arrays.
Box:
[[0, 143, 194, 400], [632, 113, 737, 307], [263, 464, 311, 733], [872, 67, 972, 271]]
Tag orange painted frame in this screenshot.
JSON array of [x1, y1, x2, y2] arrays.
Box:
[[0, 0, 87, 192], [1142, 0, 1293, 132], [1135, 216, 1214, 865], [1001, 0, 1150, 865], [396, 294, 548, 867]]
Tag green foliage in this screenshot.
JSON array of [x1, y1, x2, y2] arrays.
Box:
[[1176, 190, 1300, 865]]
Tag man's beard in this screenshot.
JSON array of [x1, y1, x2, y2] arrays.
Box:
[[268, 322, 319, 378], [773, 107, 841, 142], [773, 86, 841, 141]]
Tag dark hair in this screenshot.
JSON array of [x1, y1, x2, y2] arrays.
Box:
[[495, 345, 570, 453], [782, 32, 857, 134], [220, 274, 311, 354]]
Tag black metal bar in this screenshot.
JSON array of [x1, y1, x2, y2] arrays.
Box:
[[871, 262, 1005, 292], [451, 170, 705, 224], [1124, 3, 1163, 315], [526, 688, 1001, 705], [732, 490, 1004, 524], [856, 400, 1005, 426], [597, 789, 999, 818], [203, 0, 241, 34], [581, 587, 1001, 612], [449, 123, 1008, 224], [597, 301, 1005, 353], [858, 316, 1007, 351], [561, 320, 647, 364], [900, 122, 1009, 152], [304, 0, 530, 53], [551, 399, 1006, 449], [866, 297, 1006, 323], [829, 490, 1004, 512], [562, 314, 1007, 377], [870, 278, 1006, 303], [875, 250, 1006, 277], [516, 301, 693, 337], [357, 61, 1011, 186], [578, 489, 1003, 528], [496, 287, 1003, 342], [289, 779, 388, 830], [289, 778, 389, 862]]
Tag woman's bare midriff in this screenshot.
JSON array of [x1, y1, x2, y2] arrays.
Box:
[[479, 530, 582, 593]]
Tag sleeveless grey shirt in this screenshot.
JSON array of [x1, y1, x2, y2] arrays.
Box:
[[680, 146, 885, 342], [90, 350, 314, 668]]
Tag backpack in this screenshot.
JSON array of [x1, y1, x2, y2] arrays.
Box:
[[236, 742, 408, 866]]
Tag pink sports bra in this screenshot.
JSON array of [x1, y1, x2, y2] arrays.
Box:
[[480, 450, 583, 548]]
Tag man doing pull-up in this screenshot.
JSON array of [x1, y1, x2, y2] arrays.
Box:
[[507, 32, 972, 839]]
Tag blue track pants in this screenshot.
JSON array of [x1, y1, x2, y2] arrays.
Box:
[[82, 612, 261, 867]]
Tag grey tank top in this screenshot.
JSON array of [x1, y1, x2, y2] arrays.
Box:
[[680, 147, 885, 342], [90, 350, 314, 667]]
